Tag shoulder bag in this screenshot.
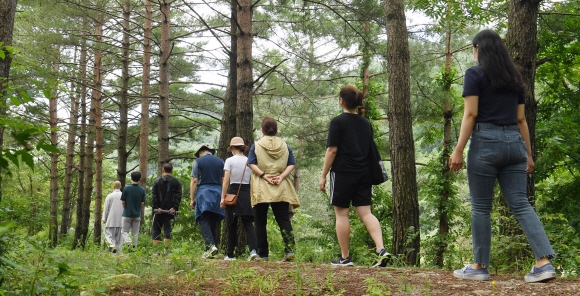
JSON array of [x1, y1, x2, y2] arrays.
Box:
[[369, 137, 389, 185], [223, 162, 247, 206]]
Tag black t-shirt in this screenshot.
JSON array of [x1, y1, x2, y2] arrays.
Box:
[[326, 113, 372, 173], [462, 66, 525, 125]]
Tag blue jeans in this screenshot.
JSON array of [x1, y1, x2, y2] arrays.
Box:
[[467, 123, 555, 265]]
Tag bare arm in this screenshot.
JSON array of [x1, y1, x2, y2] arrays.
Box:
[[220, 170, 231, 208], [516, 104, 535, 174], [319, 146, 338, 192], [190, 177, 198, 209], [449, 96, 478, 172]]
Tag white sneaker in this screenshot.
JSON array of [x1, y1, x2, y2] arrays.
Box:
[[248, 249, 259, 261], [224, 256, 236, 261], [210, 245, 218, 256]]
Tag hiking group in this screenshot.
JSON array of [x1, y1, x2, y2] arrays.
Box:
[[101, 29, 557, 283]]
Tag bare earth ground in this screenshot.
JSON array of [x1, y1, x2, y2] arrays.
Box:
[[108, 260, 580, 295]]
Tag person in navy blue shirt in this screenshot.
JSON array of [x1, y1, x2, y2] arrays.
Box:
[[449, 29, 555, 283], [190, 143, 224, 258]]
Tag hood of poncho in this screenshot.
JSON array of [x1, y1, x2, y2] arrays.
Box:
[[257, 136, 286, 160]]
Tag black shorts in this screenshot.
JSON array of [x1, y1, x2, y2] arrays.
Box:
[[329, 171, 372, 208], [152, 213, 174, 240]]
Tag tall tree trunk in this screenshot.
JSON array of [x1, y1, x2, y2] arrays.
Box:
[[93, 15, 104, 244], [158, 0, 171, 174], [49, 61, 59, 248], [361, 19, 370, 100], [505, 0, 541, 206], [217, 0, 238, 160], [73, 17, 89, 250], [117, 0, 130, 186], [61, 46, 81, 236], [139, 0, 152, 189], [384, 0, 420, 266], [236, 0, 254, 146], [218, 0, 240, 254], [436, 26, 453, 268], [0, 0, 17, 202]]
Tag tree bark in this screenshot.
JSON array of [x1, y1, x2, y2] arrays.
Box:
[[73, 16, 89, 250], [0, 0, 17, 202], [158, 0, 171, 174], [61, 46, 81, 236], [505, 0, 541, 205], [236, 0, 254, 146], [139, 0, 152, 189], [49, 60, 59, 248], [217, 0, 238, 160], [384, 0, 421, 266], [93, 14, 104, 244], [117, 0, 130, 186]]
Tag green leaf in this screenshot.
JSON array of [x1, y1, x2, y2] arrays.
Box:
[[19, 91, 32, 102], [57, 262, 71, 277], [9, 96, 21, 106], [4, 151, 18, 168], [0, 50, 5, 60], [20, 152, 34, 170], [43, 88, 52, 99]]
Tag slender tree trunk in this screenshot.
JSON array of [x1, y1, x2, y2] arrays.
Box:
[[49, 61, 59, 248], [436, 26, 453, 268], [384, 0, 420, 266], [217, 0, 238, 160], [117, 0, 130, 186], [236, 0, 254, 146], [139, 0, 152, 189], [0, 0, 17, 202], [158, 0, 171, 174], [505, 0, 541, 206], [93, 15, 104, 244], [61, 46, 80, 236], [361, 19, 370, 100], [73, 17, 89, 250]]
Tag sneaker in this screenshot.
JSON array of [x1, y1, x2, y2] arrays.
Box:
[[453, 265, 490, 281], [372, 248, 391, 267], [248, 249, 259, 261], [524, 263, 556, 283], [210, 245, 218, 256], [282, 253, 295, 262], [224, 256, 236, 261], [330, 256, 354, 267]]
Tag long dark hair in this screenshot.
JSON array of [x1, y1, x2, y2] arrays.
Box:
[[339, 86, 365, 115], [472, 30, 525, 93]]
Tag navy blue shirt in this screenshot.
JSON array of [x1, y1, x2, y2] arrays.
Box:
[[463, 66, 525, 125], [326, 113, 372, 173], [191, 153, 224, 185]]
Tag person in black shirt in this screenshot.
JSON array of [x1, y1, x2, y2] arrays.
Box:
[[319, 85, 390, 267], [449, 29, 555, 283], [151, 163, 182, 255]]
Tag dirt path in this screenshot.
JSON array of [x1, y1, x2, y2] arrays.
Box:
[[109, 260, 580, 295]]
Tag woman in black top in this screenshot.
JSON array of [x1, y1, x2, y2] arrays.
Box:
[[319, 85, 390, 267], [449, 30, 555, 283]]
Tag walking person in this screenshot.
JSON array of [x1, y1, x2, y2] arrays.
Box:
[[220, 137, 258, 261], [151, 163, 182, 255], [319, 85, 390, 267], [248, 117, 300, 262], [102, 181, 124, 253], [449, 29, 556, 283], [190, 143, 225, 259], [121, 171, 146, 249]]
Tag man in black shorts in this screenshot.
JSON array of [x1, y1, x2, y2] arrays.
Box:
[[152, 163, 183, 255]]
